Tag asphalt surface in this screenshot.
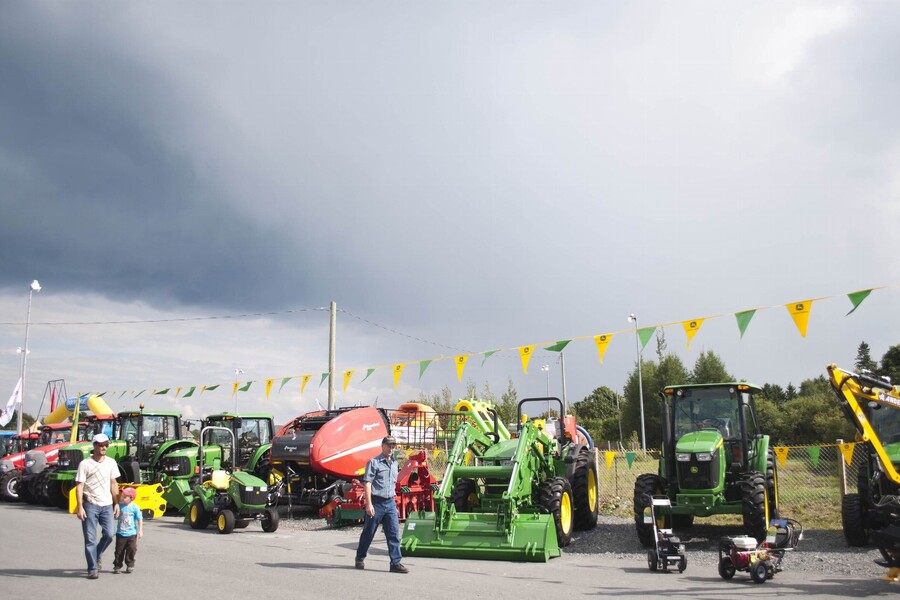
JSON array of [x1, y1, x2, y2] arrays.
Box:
[[0, 502, 895, 599]]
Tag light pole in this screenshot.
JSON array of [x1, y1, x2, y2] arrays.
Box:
[[541, 364, 550, 416], [628, 313, 646, 451], [17, 280, 41, 435]]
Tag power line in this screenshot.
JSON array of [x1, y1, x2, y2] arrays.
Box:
[[337, 307, 472, 354], [0, 306, 330, 326]]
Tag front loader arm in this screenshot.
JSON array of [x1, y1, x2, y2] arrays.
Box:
[[827, 364, 900, 486]]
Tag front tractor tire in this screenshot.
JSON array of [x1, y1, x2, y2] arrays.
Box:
[[841, 493, 869, 547], [217, 509, 236, 534], [572, 447, 599, 530], [539, 476, 574, 548], [0, 471, 22, 502], [740, 472, 769, 542], [450, 478, 478, 513], [261, 507, 280, 532], [189, 499, 209, 530], [633, 474, 669, 547]]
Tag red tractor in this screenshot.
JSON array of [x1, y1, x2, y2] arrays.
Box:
[[1, 423, 74, 502]]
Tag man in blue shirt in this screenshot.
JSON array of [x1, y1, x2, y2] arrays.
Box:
[[355, 436, 408, 573]]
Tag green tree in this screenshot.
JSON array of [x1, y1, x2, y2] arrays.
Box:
[[784, 383, 798, 401], [689, 350, 734, 383], [0, 412, 35, 431], [572, 386, 619, 420], [879, 345, 900, 385], [855, 341, 878, 373], [760, 383, 786, 404]]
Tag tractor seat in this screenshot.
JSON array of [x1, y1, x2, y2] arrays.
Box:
[[210, 469, 231, 490]]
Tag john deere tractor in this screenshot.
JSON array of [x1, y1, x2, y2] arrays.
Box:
[[633, 383, 777, 546], [401, 397, 598, 562], [827, 364, 900, 575], [185, 425, 278, 534]]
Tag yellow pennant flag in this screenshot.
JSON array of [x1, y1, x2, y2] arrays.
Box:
[[265, 379, 273, 400], [455, 355, 469, 381], [839, 441, 856, 466], [231, 382, 239, 397], [519, 345, 535, 374], [594, 334, 613, 364], [604, 451, 616, 469], [393, 363, 405, 388], [343, 370, 354, 392], [682, 319, 704, 349], [787, 300, 813, 338], [774, 446, 789, 467], [300, 375, 311, 395], [174, 387, 182, 400]]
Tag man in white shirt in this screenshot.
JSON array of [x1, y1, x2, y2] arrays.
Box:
[[75, 433, 121, 579]]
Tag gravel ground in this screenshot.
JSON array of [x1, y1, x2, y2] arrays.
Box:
[[277, 509, 890, 580]]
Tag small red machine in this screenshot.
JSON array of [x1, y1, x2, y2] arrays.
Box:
[[718, 519, 802, 583]]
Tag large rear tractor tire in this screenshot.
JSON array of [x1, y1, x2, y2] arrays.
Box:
[[188, 499, 209, 530], [0, 471, 22, 502], [633, 474, 669, 547], [841, 493, 869, 546], [765, 448, 780, 519], [671, 513, 694, 530], [539, 476, 574, 548], [261, 507, 280, 532], [572, 447, 599, 530], [450, 478, 478, 513], [18, 476, 35, 504], [740, 471, 769, 542], [216, 509, 235, 534]]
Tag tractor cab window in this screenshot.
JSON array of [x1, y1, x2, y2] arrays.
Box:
[[742, 395, 758, 438], [143, 415, 178, 446], [119, 417, 140, 443], [40, 427, 71, 445], [868, 402, 900, 445], [673, 388, 740, 440]]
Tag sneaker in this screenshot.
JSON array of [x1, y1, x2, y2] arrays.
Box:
[[125, 567, 133, 574], [113, 567, 121, 574], [389, 563, 409, 574], [87, 572, 99, 580], [355, 559, 365, 570]]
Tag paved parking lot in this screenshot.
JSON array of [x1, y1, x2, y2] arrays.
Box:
[[0, 503, 894, 599]]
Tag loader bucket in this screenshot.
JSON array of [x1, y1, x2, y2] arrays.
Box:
[[401, 511, 561, 562]]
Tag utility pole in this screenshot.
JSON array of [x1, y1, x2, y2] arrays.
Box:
[[328, 301, 336, 409]]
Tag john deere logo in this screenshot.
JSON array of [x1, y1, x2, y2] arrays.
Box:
[[690, 466, 699, 474]]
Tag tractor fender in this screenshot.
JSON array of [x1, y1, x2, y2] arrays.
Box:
[[752, 435, 771, 473], [247, 444, 272, 477], [563, 443, 589, 480]]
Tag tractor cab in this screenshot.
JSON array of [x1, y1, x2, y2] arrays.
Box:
[[118, 411, 183, 467], [203, 413, 274, 471]]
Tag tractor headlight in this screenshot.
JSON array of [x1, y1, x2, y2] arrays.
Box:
[[695, 453, 713, 462], [676, 453, 691, 462], [0, 462, 11, 473], [58, 458, 70, 467], [25, 459, 35, 468]]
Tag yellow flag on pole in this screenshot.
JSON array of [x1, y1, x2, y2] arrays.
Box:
[[519, 346, 535, 374], [787, 300, 813, 338], [682, 319, 704, 348], [343, 370, 354, 392], [839, 442, 855, 466], [604, 451, 616, 469], [593, 334, 613, 364], [455, 355, 469, 381], [393, 363, 405, 388]]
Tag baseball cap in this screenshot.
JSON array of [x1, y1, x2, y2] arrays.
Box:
[[121, 488, 136, 499], [382, 436, 397, 445], [92, 433, 110, 445]]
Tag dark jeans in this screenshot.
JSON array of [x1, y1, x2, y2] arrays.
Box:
[[355, 496, 402, 566], [82, 501, 115, 574], [114, 534, 138, 569]]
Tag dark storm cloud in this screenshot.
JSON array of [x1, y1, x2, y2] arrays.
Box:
[[0, 4, 329, 311]]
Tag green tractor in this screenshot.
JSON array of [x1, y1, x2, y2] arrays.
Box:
[[401, 397, 599, 562], [185, 425, 278, 534], [48, 408, 196, 511], [157, 412, 273, 514], [633, 383, 777, 546]]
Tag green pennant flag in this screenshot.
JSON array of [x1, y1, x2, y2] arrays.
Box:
[[204, 384, 220, 392], [544, 340, 571, 352], [481, 350, 499, 366], [806, 446, 820, 467], [97, 392, 107, 397], [846, 289, 872, 316], [278, 377, 293, 392], [418, 360, 432, 379], [153, 388, 170, 395], [360, 368, 376, 383], [735, 309, 756, 338], [625, 451, 636, 469], [135, 390, 146, 398], [183, 386, 196, 398], [118, 391, 128, 398], [238, 381, 252, 392], [319, 372, 330, 387], [637, 327, 655, 350]]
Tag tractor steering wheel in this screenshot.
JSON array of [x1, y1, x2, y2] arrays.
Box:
[[698, 418, 725, 430]]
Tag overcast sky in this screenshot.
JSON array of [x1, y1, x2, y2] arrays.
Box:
[[2, 1, 899, 426]]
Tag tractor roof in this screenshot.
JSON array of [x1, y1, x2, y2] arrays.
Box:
[[117, 410, 183, 418], [663, 382, 763, 394], [205, 412, 274, 420]]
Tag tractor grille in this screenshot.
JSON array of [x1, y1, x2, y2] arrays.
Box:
[[239, 486, 267, 506], [678, 453, 720, 490], [161, 456, 193, 477], [58, 449, 84, 471]]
